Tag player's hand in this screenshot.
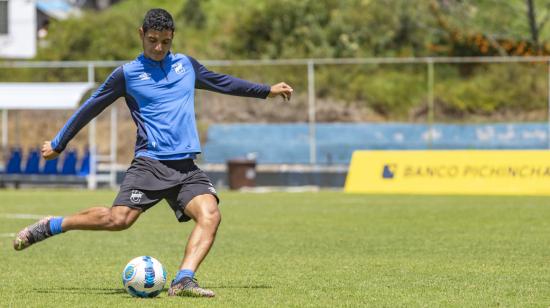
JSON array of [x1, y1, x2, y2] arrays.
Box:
[[268, 82, 293, 101], [41, 141, 60, 160]]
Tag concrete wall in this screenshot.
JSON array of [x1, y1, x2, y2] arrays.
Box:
[[204, 123, 550, 165]]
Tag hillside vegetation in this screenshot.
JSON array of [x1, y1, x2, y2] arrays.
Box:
[[3, 0, 550, 123]]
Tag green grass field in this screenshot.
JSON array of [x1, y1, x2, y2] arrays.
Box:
[[2, 190, 550, 307]]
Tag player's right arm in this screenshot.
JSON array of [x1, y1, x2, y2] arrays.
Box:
[[44, 67, 125, 160]]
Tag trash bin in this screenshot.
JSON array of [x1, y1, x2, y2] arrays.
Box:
[[226, 159, 256, 190]]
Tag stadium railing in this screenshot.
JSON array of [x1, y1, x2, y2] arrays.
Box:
[[2, 56, 550, 189]]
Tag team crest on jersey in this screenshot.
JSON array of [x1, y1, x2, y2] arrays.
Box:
[[130, 190, 144, 204], [139, 72, 151, 81], [172, 63, 185, 74]]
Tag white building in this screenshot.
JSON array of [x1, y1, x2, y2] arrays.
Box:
[[0, 0, 97, 59], [0, 0, 37, 59]]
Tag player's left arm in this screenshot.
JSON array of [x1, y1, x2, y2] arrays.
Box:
[[267, 82, 293, 101], [188, 56, 293, 100]]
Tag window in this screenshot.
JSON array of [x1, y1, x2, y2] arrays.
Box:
[[0, 0, 7, 35]]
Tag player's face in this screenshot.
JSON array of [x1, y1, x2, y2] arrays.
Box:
[[139, 28, 173, 62]]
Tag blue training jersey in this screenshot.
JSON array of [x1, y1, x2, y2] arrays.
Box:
[[51, 52, 271, 160]]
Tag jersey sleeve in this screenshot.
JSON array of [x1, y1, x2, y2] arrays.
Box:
[[187, 56, 271, 99], [51, 66, 125, 153]]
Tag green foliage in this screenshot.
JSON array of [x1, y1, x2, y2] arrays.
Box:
[[177, 0, 206, 29], [32, 0, 438, 61], [316, 65, 426, 119], [4, 0, 549, 120], [231, 0, 434, 59], [360, 69, 426, 118], [435, 0, 550, 43], [232, 0, 340, 58], [435, 63, 547, 120], [35, 0, 188, 61]]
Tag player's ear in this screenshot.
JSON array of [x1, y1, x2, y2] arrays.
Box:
[[138, 27, 144, 40]]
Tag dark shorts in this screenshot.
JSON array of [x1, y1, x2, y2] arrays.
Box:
[[113, 157, 219, 222]]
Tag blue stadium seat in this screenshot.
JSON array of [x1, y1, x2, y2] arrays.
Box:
[[6, 148, 22, 174], [78, 150, 90, 176], [61, 150, 78, 175], [24, 149, 41, 174], [42, 157, 59, 175]]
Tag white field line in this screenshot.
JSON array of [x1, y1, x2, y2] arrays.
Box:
[[0, 233, 15, 237], [0, 213, 44, 220]]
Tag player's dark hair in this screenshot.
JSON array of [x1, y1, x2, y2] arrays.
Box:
[[142, 8, 175, 33]]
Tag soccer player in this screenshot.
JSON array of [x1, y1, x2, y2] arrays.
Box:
[[13, 8, 293, 298]]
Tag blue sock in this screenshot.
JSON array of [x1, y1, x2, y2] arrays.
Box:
[[49, 217, 64, 235], [174, 269, 194, 282]]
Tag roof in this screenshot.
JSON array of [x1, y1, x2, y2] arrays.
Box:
[[36, 0, 79, 20], [0, 82, 95, 109]]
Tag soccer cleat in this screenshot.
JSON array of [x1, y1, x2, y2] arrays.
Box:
[[167, 277, 215, 298], [13, 216, 53, 251]]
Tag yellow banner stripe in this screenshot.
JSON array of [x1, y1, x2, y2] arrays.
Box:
[[344, 150, 550, 195]]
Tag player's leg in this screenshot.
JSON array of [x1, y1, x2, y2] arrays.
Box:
[[13, 157, 170, 251], [179, 194, 221, 272], [14, 166, 162, 251], [167, 168, 220, 297], [13, 206, 142, 251], [61, 205, 141, 231], [168, 194, 220, 297]]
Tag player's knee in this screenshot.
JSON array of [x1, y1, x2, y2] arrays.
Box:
[[108, 211, 133, 231], [110, 220, 131, 231], [210, 208, 221, 227], [199, 206, 221, 229]]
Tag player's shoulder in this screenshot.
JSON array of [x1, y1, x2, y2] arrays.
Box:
[[171, 52, 187, 60], [119, 55, 150, 81], [171, 52, 195, 64], [122, 55, 144, 71], [100, 65, 125, 84], [171, 53, 201, 74]]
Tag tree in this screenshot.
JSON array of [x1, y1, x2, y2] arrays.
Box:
[[179, 0, 207, 29], [525, 0, 550, 50]]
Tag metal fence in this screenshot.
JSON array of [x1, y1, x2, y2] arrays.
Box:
[[1, 56, 550, 188]]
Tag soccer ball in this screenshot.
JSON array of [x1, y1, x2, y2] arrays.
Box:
[[122, 256, 167, 298]]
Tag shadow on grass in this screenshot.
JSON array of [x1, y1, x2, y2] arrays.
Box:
[[33, 287, 128, 295], [207, 284, 272, 289], [33, 284, 272, 296]]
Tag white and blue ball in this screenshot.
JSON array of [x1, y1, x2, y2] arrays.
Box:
[[122, 256, 167, 298]]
